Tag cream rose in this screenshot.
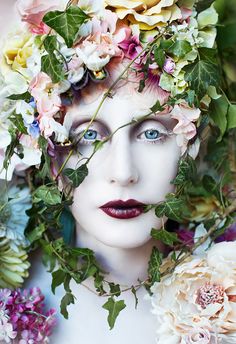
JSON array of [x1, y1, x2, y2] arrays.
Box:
[[104, 0, 182, 30], [150, 242, 236, 343]]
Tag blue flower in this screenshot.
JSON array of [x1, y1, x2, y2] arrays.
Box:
[[28, 120, 40, 139]]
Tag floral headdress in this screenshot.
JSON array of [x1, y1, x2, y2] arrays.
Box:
[[0, 0, 235, 341]]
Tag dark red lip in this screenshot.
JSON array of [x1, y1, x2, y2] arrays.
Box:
[[100, 199, 145, 219]]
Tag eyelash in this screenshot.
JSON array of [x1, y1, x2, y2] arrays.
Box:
[[137, 128, 171, 144]]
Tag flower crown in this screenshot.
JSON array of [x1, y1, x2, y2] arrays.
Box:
[[0, 0, 220, 181]]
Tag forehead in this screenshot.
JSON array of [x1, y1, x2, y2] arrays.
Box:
[[67, 87, 170, 128]]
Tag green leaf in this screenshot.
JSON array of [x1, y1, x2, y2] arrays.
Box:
[[209, 96, 228, 140], [44, 35, 58, 53], [184, 60, 220, 100], [168, 40, 192, 58], [198, 47, 217, 64], [151, 228, 180, 246], [154, 46, 165, 68], [7, 91, 31, 102], [9, 113, 28, 134], [26, 223, 46, 244], [102, 297, 126, 330], [33, 185, 61, 205], [148, 247, 162, 284], [227, 104, 236, 130], [63, 164, 88, 187], [60, 292, 75, 319], [109, 283, 121, 297], [202, 175, 221, 200], [155, 194, 185, 222], [38, 136, 51, 179], [43, 6, 89, 48], [172, 156, 197, 185], [150, 100, 164, 113], [52, 269, 66, 294], [41, 53, 64, 83], [196, 0, 215, 12]]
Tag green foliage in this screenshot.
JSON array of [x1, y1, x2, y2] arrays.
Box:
[[168, 40, 192, 58], [150, 100, 165, 113], [172, 156, 197, 186], [43, 6, 88, 48], [26, 223, 46, 244], [102, 297, 126, 330], [63, 164, 89, 187], [195, 0, 215, 12], [184, 60, 220, 100], [148, 247, 162, 284], [33, 185, 61, 205], [37, 136, 51, 179], [227, 104, 236, 130], [9, 113, 28, 135], [154, 46, 165, 68], [52, 269, 67, 294], [155, 194, 185, 222], [60, 292, 75, 319], [7, 92, 31, 102], [209, 96, 228, 140], [151, 228, 180, 246], [59, 207, 75, 245]]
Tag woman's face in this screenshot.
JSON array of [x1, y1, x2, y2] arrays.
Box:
[[66, 88, 181, 249]]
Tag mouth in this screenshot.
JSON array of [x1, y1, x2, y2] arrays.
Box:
[[100, 199, 146, 219]]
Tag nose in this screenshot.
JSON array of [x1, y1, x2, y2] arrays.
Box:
[[107, 136, 139, 187]]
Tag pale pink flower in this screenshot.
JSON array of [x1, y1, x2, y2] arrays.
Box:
[[185, 328, 218, 344], [170, 104, 201, 154], [0, 320, 17, 343], [16, 0, 67, 34], [163, 58, 176, 74], [29, 72, 61, 118]]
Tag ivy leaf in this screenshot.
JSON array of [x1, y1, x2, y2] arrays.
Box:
[[195, 0, 215, 12], [109, 283, 121, 297], [102, 297, 126, 330], [202, 175, 221, 201], [198, 47, 217, 64], [9, 113, 28, 134], [33, 185, 61, 205], [7, 91, 31, 102], [150, 100, 164, 113], [43, 6, 89, 48], [172, 156, 197, 185], [155, 194, 185, 222], [52, 269, 66, 294], [41, 53, 64, 83], [154, 46, 165, 68], [184, 60, 220, 100], [63, 164, 88, 188], [209, 96, 228, 140], [151, 228, 180, 246], [168, 40, 192, 58], [148, 247, 162, 284], [227, 104, 236, 130], [44, 35, 58, 53], [60, 292, 75, 319], [26, 223, 46, 244]]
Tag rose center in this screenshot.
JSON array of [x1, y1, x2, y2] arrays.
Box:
[[196, 283, 225, 309]]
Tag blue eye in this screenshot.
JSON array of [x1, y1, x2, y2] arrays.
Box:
[[84, 130, 98, 140], [144, 129, 160, 140]]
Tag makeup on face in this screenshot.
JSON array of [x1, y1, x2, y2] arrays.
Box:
[[100, 199, 146, 219]]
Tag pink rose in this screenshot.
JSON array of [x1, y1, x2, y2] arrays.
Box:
[[29, 72, 61, 118], [16, 0, 67, 34], [163, 58, 175, 74]]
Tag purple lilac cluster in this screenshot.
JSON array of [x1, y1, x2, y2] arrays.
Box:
[[0, 288, 56, 343]]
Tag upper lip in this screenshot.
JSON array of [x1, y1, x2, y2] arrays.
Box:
[[100, 199, 145, 208]]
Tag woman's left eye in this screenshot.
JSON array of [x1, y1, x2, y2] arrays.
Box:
[[138, 128, 166, 143], [83, 130, 98, 141]]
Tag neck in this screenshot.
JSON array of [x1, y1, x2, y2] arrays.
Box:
[[76, 225, 165, 286]]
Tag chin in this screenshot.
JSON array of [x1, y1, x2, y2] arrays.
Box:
[[79, 211, 163, 249]]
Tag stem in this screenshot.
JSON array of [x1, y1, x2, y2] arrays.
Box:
[[54, 149, 74, 180]]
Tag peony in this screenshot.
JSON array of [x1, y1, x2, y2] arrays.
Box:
[[150, 241, 236, 344], [16, 0, 68, 34], [105, 0, 182, 30]]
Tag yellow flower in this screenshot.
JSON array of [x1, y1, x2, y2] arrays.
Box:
[[3, 32, 33, 72], [189, 196, 221, 222], [105, 0, 182, 30]]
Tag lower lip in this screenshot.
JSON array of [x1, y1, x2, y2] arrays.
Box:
[[100, 206, 144, 219]]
